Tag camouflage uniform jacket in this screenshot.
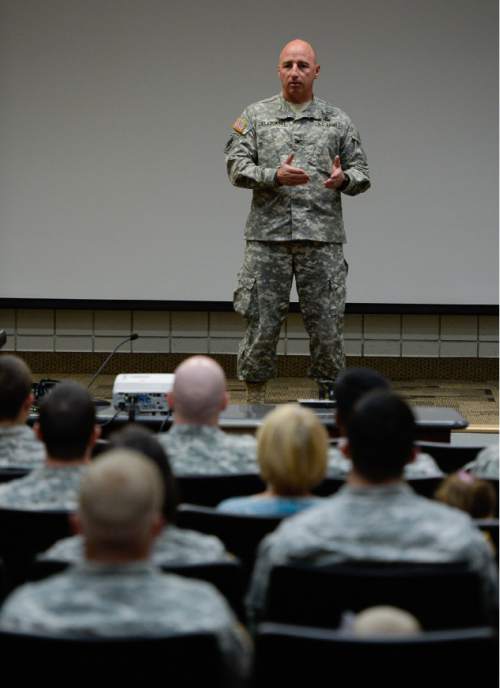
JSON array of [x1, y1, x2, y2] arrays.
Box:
[[248, 483, 498, 618], [327, 445, 443, 479], [0, 425, 45, 469], [158, 425, 257, 475], [0, 465, 86, 511], [0, 561, 251, 678], [225, 94, 370, 242], [41, 525, 231, 566], [465, 445, 499, 479]]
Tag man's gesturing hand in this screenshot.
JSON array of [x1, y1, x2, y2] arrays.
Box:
[[276, 154, 309, 186], [324, 155, 346, 190]]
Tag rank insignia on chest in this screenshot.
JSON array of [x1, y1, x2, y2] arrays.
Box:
[[232, 117, 249, 135]]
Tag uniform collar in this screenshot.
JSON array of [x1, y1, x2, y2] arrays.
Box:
[[277, 94, 324, 121]]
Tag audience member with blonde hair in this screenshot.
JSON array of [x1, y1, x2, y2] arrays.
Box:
[[217, 404, 328, 516], [0, 449, 251, 678]]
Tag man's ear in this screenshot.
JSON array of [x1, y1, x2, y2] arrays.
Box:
[[70, 513, 83, 535], [406, 447, 418, 465], [340, 440, 351, 458], [167, 392, 175, 411], [89, 424, 101, 448], [151, 514, 165, 539], [34, 421, 43, 442]]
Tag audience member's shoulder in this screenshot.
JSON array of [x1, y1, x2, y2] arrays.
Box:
[[0, 425, 45, 468], [466, 445, 499, 480], [153, 526, 229, 565]]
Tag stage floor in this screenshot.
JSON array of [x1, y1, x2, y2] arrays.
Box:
[[33, 374, 499, 434]]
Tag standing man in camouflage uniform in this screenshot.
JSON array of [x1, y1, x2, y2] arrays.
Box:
[[225, 39, 370, 400]]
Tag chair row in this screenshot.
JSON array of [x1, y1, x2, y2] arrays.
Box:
[[0, 623, 496, 687]]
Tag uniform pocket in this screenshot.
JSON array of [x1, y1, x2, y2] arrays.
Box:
[[233, 275, 257, 319]]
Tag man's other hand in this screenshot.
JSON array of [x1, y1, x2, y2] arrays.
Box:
[[324, 155, 346, 189], [276, 154, 309, 186]]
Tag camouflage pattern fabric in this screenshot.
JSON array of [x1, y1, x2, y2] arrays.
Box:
[[0, 465, 86, 511], [225, 94, 370, 242], [158, 425, 257, 476], [0, 561, 251, 678], [247, 483, 498, 619], [465, 445, 499, 479], [327, 445, 444, 479], [0, 425, 45, 469], [41, 526, 231, 565], [234, 240, 347, 381]]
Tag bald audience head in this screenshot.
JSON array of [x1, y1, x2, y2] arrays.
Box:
[[169, 356, 228, 426], [77, 449, 164, 561], [352, 606, 422, 637], [0, 354, 33, 423]]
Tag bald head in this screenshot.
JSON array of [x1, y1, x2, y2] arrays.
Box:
[[278, 39, 320, 104], [279, 39, 318, 65], [170, 356, 228, 425], [78, 449, 164, 553]]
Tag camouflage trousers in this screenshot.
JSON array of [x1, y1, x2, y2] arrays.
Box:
[[233, 240, 347, 383]]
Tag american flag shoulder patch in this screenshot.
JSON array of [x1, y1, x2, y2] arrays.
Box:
[[232, 116, 249, 135]]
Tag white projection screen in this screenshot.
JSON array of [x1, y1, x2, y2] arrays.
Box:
[[0, 0, 497, 305]]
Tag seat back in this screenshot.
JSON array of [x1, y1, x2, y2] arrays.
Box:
[[265, 562, 487, 630], [0, 630, 230, 686], [0, 467, 30, 484], [0, 509, 72, 594], [254, 622, 498, 688], [177, 505, 283, 575], [475, 518, 499, 555], [176, 474, 265, 507], [417, 442, 483, 473]]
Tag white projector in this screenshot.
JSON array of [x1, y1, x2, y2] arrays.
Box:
[[112, 373, 174, 414]]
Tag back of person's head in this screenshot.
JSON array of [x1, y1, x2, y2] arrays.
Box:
[[171, 355, 227, 424], [257, 403, 328, 496], [347, 391, 416, 483], [352, 606, 422, 636], [435, 471, 496, 519], [109, 424, 179, 522], [334, 368, 390, 430], [38, 381, 95, 460], [78, 449, 164, 553], [0, 354, 33, 421]]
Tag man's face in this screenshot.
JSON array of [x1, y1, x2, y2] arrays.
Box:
[[278, 42, 320, 104]]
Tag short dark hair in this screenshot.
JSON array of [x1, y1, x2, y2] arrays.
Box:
[[334, 368, 390, 429], [347, 391, 416, 482], [109, 424, 179, 522], [0, 355, 32, 420], [38, 381, 95, 460]]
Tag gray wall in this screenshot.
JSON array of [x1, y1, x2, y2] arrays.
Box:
[[0, 0, 497, 303]]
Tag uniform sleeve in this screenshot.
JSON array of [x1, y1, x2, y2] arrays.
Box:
[[339, 120, 371, 196], [245, 532, 290, 628], [224, 110, 279, 189]]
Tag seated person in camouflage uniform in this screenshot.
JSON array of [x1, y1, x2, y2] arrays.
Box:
[[465, 444, 499, 480], [217, 404, 327, 516], [0, 450, 252, 679], [0, 355, 44, 469], [158, 355, 257, 475], [328, 368, 442, 479], [247, 392, 498, 621], [0, 380, 98, 511], [43, 424, 231, 565]]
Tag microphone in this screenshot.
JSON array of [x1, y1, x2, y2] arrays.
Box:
[[88, 333, 139, 406]]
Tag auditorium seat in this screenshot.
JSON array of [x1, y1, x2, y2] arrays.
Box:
[[176, 505, 283, 575], [0, 509, 72, 595], [254, 622, 498, 688], [176, 474, 265, 507], [0, 630, 232, 685], [264, 562, 488, 630], [417, 442, 483, 473], [0, 468, 30, 484], [475, 518, 499, 555]]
